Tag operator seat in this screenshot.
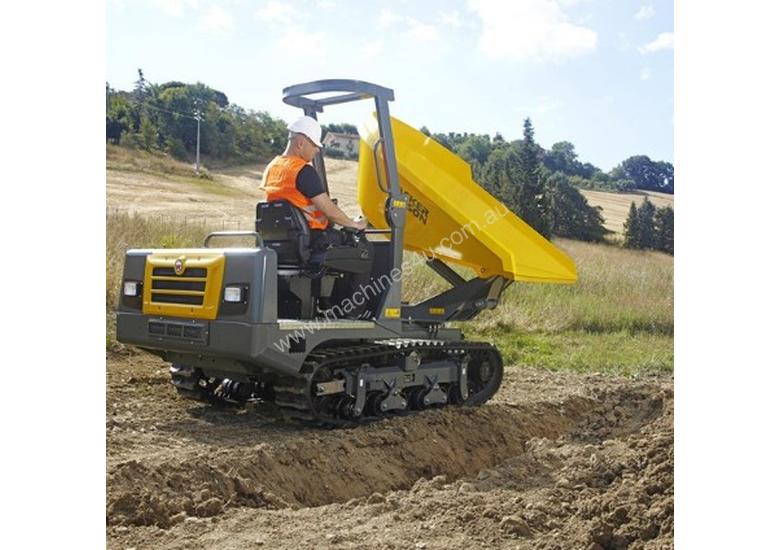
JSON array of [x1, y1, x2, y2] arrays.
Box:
[[255, 199, 377, 320], [255, 200, 312, 267], [255, 200, 374, 273]]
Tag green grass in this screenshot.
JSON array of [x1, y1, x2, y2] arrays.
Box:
[[401, 238, 673, 376], [404, 238, 673, 334], [471, 329, 673, 376]]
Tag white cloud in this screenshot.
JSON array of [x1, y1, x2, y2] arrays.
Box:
[[379, 8, 403, 28], [442, 11, 462, 28], [467, 0, 597, 62], [256, 0, 297, 25], [639, 32, 673, 54], [405, 18, 439, 42], [640, 67, 651, 81], [198, 5, 234, 34], [634, 5, 655, 21], [152, 0, 200, 17], [316, 0, 337, 8]]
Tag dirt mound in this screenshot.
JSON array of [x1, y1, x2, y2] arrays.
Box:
[[108, 397, 600, 527], [106, 352, 673, 549]]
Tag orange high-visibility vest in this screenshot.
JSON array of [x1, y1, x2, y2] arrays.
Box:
[[262, 156, 329, 230]]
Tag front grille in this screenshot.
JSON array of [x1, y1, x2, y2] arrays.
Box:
[[153, 294, 204, 305], [142, 252, 225, 320], [150, 267, 208, 306], [183, 325, 202, 339], [148, 320, 208, 344], [152, 268, 207, 306], [152, 267, 207, 278], [152, 280, 206, 291]]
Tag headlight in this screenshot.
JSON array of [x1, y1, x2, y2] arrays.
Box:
[[224, 286, 245, 303], [123, 281, 140, 297]]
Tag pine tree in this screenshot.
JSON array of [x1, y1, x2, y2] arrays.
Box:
[[139, 116, 158, 151], [509, 118, 551, 237], [623, 201, 641, 248], [546, 173, 607, 241], [654, 207, 674, 254], [636, 197, 657, 249], [133, 68, 149, 104]]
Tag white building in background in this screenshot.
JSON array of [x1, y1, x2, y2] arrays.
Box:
[[323, 131, 359, 157]]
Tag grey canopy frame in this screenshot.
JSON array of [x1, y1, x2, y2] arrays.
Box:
[[281, 79, 407, 326]]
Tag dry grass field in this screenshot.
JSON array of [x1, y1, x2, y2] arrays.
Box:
[[106, 145, 362, 226], [107, 145, 672, 236], [580, 189, 674, 234]]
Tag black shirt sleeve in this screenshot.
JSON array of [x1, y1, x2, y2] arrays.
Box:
[[296, 165, 325, 198]]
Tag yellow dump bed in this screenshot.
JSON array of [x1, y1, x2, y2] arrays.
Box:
[[357, 116, 577, 283]]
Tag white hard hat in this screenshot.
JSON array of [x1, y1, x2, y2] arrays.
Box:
[[287, 116, 323, 148]]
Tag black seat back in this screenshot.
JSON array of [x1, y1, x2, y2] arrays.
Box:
[[255, 200, 311, 265]]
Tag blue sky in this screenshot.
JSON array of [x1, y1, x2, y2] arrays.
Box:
[[107, 0, 673, 171]]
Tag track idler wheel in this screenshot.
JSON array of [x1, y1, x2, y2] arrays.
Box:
[[169, 364, 216, 403], [407, 387, 427, 410], [215, 379, 257, 404], [334, 396, 355, 419], [464, 352, 503, 406], [365, 391, 384, 417]]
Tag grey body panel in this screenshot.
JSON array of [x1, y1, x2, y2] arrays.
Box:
[[117, 312, 462, 377]]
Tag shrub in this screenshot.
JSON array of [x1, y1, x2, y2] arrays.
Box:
[[165, 137, 188, 161]]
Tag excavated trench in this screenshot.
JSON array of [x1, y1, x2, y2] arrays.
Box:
[[107, 376, 664, 529]]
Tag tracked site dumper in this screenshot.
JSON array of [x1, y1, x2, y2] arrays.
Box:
[[116, 80, 577, 426]]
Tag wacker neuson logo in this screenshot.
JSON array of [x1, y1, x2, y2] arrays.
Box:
[[174, 257, 185, 275]]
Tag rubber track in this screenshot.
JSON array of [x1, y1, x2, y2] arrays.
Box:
[[273, 339, 503, 428]]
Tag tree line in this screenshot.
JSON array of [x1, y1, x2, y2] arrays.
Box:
[[419, 120, 606, 242], [106, 72, 672, 252], [623, 198, 674, 254], [106, 70, 288, 163], [421, 128, 673, 195], [420, 121, 673, 251]]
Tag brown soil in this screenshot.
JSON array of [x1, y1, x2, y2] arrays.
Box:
[[107, 349, 673, 549]]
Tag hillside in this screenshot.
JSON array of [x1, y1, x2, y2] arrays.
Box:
[[580, 188, 674, 234], [108, 146, 671, 236], [106, 145, 363, 227]]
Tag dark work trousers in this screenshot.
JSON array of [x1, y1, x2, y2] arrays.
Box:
[[310, 228, 374, 319]]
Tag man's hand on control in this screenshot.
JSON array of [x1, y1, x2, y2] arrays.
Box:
[[351, 218, 368, 231]]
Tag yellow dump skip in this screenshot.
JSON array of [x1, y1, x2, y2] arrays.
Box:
[[357, 116, 577, 283]]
